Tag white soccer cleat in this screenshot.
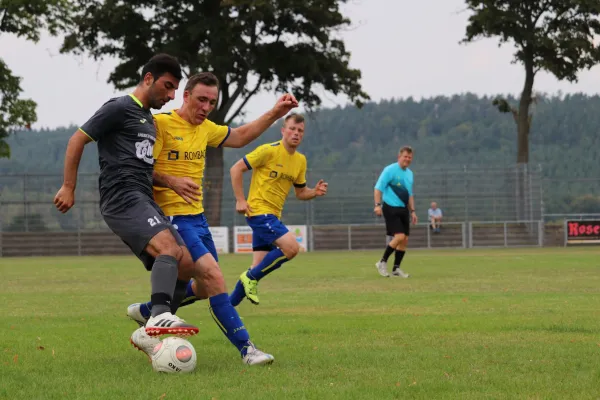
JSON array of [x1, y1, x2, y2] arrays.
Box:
[[243, 343, 274, 366], [130, 326, 161, 358], [127, 303, 149, 327], [392, 269, 410, 278], [145, 312, 199, 337], [375, 261, 390, 277]]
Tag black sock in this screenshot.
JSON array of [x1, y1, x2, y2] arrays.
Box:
[[170, 279, 189, 314], [381, 246, 395, 262], [393, 250, 405, 271], [150, 255, 178, 317]]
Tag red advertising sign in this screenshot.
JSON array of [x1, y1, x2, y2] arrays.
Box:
[[565, 220, 600, 245]]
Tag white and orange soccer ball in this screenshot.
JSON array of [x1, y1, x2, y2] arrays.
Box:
[[151, 337, 197, 373]]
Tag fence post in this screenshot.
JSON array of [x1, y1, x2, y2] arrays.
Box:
[[24, 174, 29, 232], [538, 220, 544, 247], [426, 224, 431, 249], [0, 205, 3, 258], [464, 165, 469, 221], [468, 222, 473, 248], [461, 222, 466, 249], [504, 222, 508, 247], [348, 225, 352, 251]]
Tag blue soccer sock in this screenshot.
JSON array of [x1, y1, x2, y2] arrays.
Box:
[[209, 293, 252, 356], [229, 248, 289, 306], [247, 248, 289, 281], [179, 279, 199, 307], [140, 280, 200, 317], [139, 302, 152, 319], [229, 280, 246, 307]]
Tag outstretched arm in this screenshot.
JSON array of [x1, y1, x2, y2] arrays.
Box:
[[295, 179, 328, 200], [221, 94, 299, 148]]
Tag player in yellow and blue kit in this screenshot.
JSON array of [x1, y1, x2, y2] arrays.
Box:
[[126, 72, 299, 365], [228, 113, 328, 306]]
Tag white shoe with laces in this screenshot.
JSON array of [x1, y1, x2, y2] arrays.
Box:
[[145, 311, 199, 337], [130, 326, 161, 358], [242, 343, 275, 366], [127, 303, 148, 327], [392, 269, 410, 278], [375, 261, 390, 277]]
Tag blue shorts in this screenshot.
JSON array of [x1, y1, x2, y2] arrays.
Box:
[[169, 214, 218, 262], [246, 214, 289, 251]]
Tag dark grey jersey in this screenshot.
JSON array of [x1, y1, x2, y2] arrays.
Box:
[[80, 94, 156, 212]]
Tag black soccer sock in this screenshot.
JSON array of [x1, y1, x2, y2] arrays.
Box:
[[150, 255, 178, 317], [381, 245, 395, 262], [393, 250, 406, 271], [170, 279, 189, 315]]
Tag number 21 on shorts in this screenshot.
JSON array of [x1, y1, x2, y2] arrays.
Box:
[[148, 216, 161, 226]]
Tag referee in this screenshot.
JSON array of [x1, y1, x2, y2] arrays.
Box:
[[373, 146, 417, 277]]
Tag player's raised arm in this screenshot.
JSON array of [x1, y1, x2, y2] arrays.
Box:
[[230, 158, 252, 214], [221, 94, 299, 148]]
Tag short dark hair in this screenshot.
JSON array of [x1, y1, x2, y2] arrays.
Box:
[[185, 72, 219, 92], [284, 113, 305, 124], [399, 146, 413, 154], [140, 53, 182, 82]]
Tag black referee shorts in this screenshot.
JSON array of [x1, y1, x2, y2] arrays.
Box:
[[382, 202, 410, 237]]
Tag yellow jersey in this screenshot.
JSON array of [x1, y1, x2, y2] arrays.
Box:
[[152, 110, 230, 216], [243, 140, 307, 218]]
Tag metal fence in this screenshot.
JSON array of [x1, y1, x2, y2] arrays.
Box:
[[0, 165, 544, 232]]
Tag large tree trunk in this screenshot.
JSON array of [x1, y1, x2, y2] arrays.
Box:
[[516, 55, 535, 222], [517, 55, 534, 164], [203, 106, 228, 227], [204, 146, 224, 226]]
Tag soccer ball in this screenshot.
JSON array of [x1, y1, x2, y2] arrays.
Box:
[[151, 337, 197, 373]]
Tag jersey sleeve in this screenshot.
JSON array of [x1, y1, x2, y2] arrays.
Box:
[[294, 156, 307, 188], [152, 117, 164, 160], [79, 98, 123, 142], [374, 166, 391, 191], [243, 144, 272, 170], [206, 120, 231, 148]]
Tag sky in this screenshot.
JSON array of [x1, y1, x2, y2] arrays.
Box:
[[2, 0, 600, 130]]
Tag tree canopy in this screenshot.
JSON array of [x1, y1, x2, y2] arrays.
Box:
[[59, 0, 369, 224]]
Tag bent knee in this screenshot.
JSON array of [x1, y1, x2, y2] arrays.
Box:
[[195, 257, 226, 292], [161, 243, 183, 260], [281, 241, 300, 260]]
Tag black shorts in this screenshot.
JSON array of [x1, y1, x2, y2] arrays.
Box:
[[382, 202, 410, 236], [102, 194, 185, 270]]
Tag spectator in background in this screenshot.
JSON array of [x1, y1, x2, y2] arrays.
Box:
[[428, 202, 442, 233]]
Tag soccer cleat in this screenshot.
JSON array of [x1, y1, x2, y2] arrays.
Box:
[[127, 303, 149, 327], [242, 343, 274, 366], [130, 326, 161, 358], [392, 269, 410, 278], [145, 312, 199, 337], [375, 261, 390, 277], [240, 270, 260, 305]]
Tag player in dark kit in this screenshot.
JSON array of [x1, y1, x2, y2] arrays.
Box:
[[53, 54, 199, 337]]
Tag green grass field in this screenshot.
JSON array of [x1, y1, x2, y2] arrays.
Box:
[[2, 248, 600, 400]]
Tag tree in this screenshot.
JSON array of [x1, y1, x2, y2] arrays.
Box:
[[60, 0, 369, 225], [0, 0, 71, 157], [462, 0, 600, 164]]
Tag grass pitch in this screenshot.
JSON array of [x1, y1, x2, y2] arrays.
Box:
[[1, 247, 600, 399]]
